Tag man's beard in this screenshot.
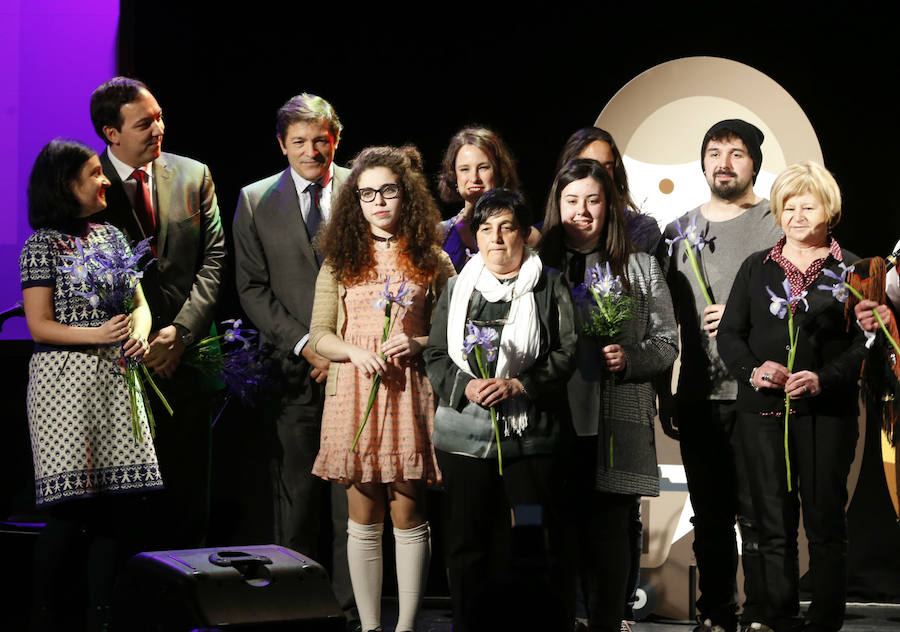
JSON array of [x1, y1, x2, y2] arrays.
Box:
[[711, 171, 752, 201]]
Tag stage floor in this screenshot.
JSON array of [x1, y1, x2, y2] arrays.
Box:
[[396, 601, 900, 632]]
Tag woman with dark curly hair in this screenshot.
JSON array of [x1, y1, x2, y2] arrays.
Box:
[[310, 145, 455, 632], [437, 126, 538, 271]]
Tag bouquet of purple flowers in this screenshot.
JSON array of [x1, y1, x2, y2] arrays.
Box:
[[57, 230, 170, 442], [351, 277, 413, 453], [182, 318, 271, 424], [462, 322, 503, 474], [573, 262, 633, 339]]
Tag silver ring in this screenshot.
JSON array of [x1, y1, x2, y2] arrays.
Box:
[[762, 373, 772, 382], [803, 386, 808, 394]]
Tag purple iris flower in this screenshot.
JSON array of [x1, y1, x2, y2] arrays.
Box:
[[374, 276, 414, 311], [57, 239, 91, 281], [462, 322, 498, 362], [222, 318, 258, 349], [766, 278, 809, 319], [585, 262, 623, 297], [665, 214, 709, 257], [816, 263, 854, 304]]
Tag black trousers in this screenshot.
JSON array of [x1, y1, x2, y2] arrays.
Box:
[[31, 496, 148, 631], [435, 450, 566, 632], [579, 491, 636, 632], [565, 435, 638, 632], [145, 367, 214, 550], [736, 412, 856, 632], [678, 398, 761, 626], [269, 398, 354, 618]]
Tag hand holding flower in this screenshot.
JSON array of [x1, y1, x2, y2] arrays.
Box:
[[122, 335, 149, 360], [752, 360, 790, 390], [602, 344, 627, 373], [347, 345, 387, 380], [784, 370, 820, 398], [702, 304, 727, 338], [854, 299, 891, 332], [96, 313, 131, 345], [818, 264, 900, 356], [382, 332, 426, 359], [465, 377, 524, 408]]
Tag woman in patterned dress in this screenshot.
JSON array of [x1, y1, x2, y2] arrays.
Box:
[[20, 139, 161, 630], [310, 145, 455, 632]]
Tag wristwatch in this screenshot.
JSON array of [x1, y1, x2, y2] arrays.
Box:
[[173, 323, 194, 347]]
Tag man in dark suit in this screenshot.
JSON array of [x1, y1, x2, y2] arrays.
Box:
[[89, 77, 226, 548], [232, 93, 356, 628]]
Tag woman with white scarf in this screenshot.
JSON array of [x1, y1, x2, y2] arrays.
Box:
[[424, 188, 577, 632]]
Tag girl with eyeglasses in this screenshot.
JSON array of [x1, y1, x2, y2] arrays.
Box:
[[309, 145, 455, 632]]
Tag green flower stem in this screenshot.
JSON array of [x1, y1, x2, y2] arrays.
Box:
[[609, 434, 614, 468], [351, 304, 402, 453], [783, 311, 798, 492], [352, 373, 381, 452], [192, 334, 226, 347], [684, 246, 713, 306], [140, 363, 173, 416], [126, 367, 140, 442], [843, 283, 900, 357], [590, 288, 611, 322], [475, 345, 502, 476]]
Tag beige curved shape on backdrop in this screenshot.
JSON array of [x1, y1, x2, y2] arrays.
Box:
[[597, 56, 822, 167], [595, 56, 824, 229]]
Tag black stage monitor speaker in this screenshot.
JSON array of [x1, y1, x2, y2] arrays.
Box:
[[114, 545, 345, 631]]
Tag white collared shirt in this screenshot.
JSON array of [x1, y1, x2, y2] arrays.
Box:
[[106, 149, 155, 214], [289, 163, 335, 357], [289, 163, 334, 224]]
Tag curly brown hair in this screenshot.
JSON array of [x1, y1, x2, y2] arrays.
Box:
[[437, 127, 520, 203], [319, 145, 443, 287]]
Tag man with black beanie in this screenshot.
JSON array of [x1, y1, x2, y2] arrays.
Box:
[[661, 119, 783, 632]]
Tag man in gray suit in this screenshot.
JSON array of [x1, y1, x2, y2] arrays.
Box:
[[90, 76, 226, 549], [232, 93, 356, 628]]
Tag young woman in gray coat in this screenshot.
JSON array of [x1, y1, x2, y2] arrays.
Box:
[[540, 159, 678, 632]]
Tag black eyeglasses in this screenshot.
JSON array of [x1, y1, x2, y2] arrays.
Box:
[[356, 183, 401, 203]]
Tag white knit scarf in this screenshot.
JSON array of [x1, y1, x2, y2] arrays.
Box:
[[447, 251, 542, 435]]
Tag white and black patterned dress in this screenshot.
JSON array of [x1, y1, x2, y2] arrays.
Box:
[[19, 222, 163, 507]]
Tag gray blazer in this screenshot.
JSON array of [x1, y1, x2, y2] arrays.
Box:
[[98, 150, 226, 340], [569, 252, 678, 496], [233, 165, 350, 402]]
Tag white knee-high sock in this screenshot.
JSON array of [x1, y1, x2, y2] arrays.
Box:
[[394, 522, 430, 632], [347, 519, 383, 631]]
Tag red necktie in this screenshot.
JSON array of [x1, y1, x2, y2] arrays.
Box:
[[131, 169, 157, 252]]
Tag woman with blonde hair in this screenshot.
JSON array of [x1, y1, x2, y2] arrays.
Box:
[[718, 161, 865, 632]]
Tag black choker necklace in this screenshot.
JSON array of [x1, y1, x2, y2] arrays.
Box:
[[372, 233, 396, 247]]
